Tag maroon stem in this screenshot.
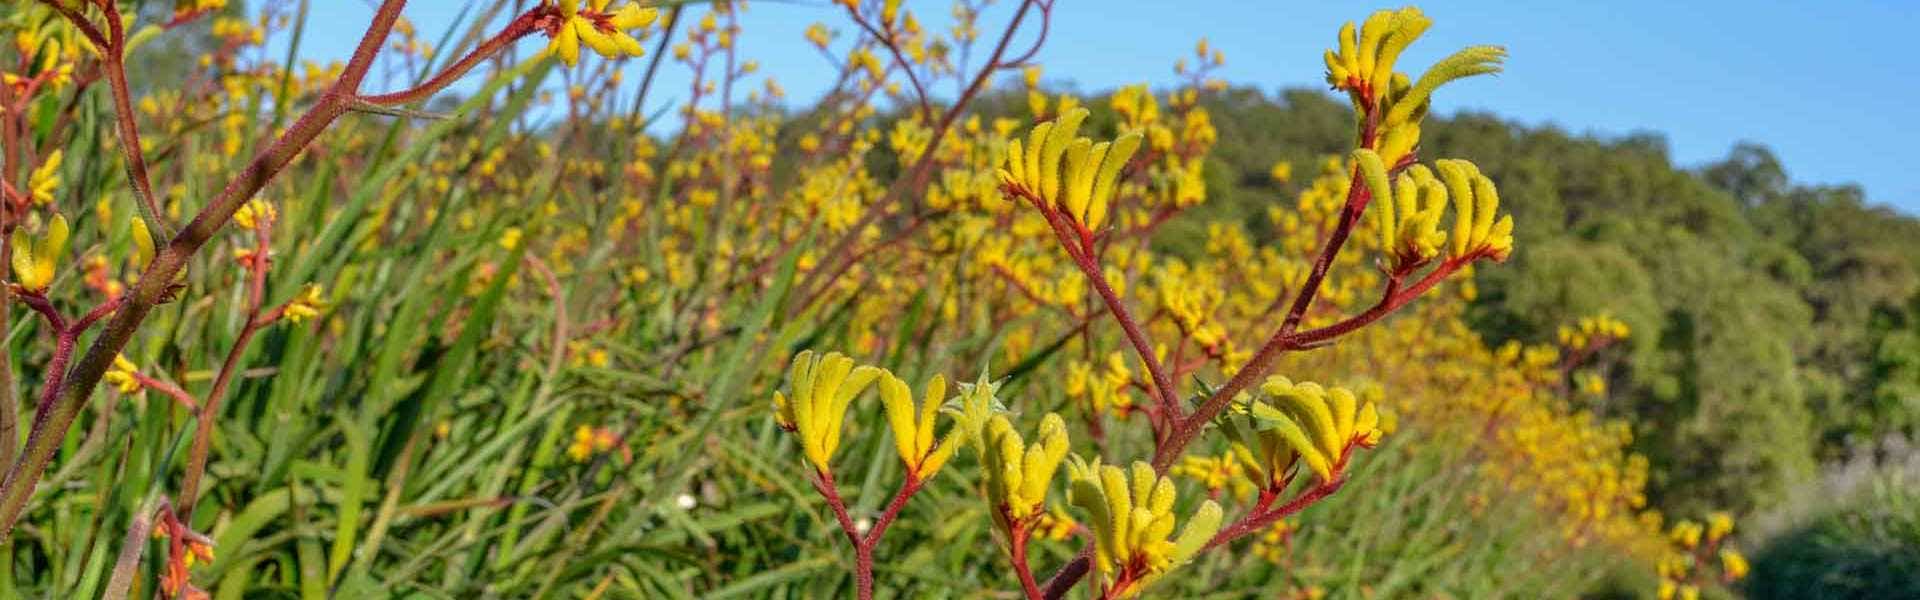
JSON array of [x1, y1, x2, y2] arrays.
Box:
[[844, 8, 934, 123], [176, 227, 275, 516], [129, 372, 196, 412], [1204, 478, 1346, 550], [1150, 169, 1371, 471], [1039, 545, 1093, 600], [1154, 255, 1467, 471], [97, 1, 174, 239], [810, 467, 927, 600], [861, 473, 923, 549], [358, 9, 545, 106], [1059, 213, 1182, 432]]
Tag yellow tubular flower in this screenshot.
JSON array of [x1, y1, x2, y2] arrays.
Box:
[[1669, 519, 1703, 549], [878, 371, 964, 478], [1065, 458, 1222, 595], [543, 1, 659, 66], [284, 283, 327, 323], [1323, 8, 1504, 165], [1433, 159, 1514, 261], [105, 354, 143, 394], [771, 350, 883, 473], [130, 216, 156, 272], [998, 108, 1142, 231], [981, 413, 1070, 529], [1222, 376, 1383, 484], [567, 425, 596, 462], [28, 150, 62, 206], [233, 199, 277, 230], [11, 214, 70, 293]]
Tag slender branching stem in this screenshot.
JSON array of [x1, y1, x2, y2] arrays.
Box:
[[0, 0, 415, 540]]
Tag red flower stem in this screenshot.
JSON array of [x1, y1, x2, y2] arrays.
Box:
[[129, 372, 197, 412], [176, 226, 275, 517], [1204, 478, 1346, 550], [358, 9, 545, 106], [72, 296, 124, 333], [100, 1, 174, 240], [1007, 518, 1043, 599], [1023, 194, 1181, 438], [811, 465, 928, 600], [860, 473, 922, 551]]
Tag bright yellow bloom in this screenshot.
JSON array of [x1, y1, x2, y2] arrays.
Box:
[[233, 199, 277, 230], [284, 283, 327, 323], [1220, 376, 1384, 484], [130, 216, 156, 273], [804, 22, 832, 50], [1434, 159, 1514, 261], [10, 214, 70, 293], [998, 108, 1142, 232], [1353, 151, 1445, 268], [878, 371, 964, 478], [1323, 8, 1504, 166], [564, 425, 618, 462], [1065, 458, 1222, 595], [543, 1, 659, 67], [1669, 519, 1703, 550], [1269, 161, 1293, 184], [106, 355, 143, 394], [28, 150, 62, 206], [981, 413, 1069, 528], [1720, 548, 1749, 580], [567, 425, 597, 462], [771, 351, 883, 473], [1706, 511, 1734, 543], [1173, 453, 1256, 501], [1032, 505, 1077, 541]]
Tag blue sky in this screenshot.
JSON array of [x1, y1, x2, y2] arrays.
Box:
[[266, 1, 1920, 212]]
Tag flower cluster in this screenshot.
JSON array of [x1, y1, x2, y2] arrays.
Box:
[[539, 0, 659, 66], [1323, 7, 1505, 165], [772, 350, 885, 473], [998, 108, 1143, 234], [1220, 377, 1385, 485], [981, 412, 1070, 530], [1066, 458, 1223, 597]]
